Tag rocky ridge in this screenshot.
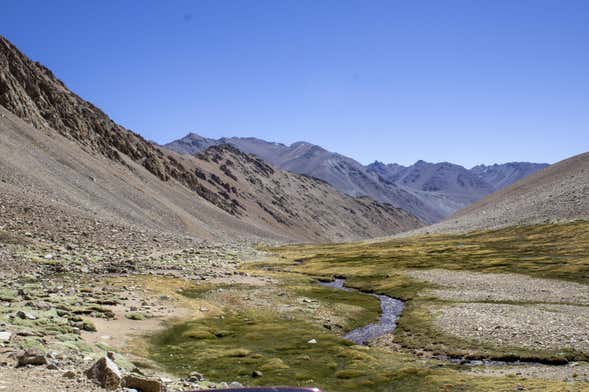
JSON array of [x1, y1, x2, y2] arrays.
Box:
[[166, 133, 548, 223]]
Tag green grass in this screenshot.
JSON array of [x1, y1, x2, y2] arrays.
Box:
[[292, 284, 380, 331], [150, 309, 402, 391], [267, 221, 589, 289], [149, 308, 569, 392]]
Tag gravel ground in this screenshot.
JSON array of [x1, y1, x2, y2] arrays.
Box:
[[469, 362, 589, 383], [433, 303, 589, 353], [0, 366, 105, 392], [407, 269, 589, 304]]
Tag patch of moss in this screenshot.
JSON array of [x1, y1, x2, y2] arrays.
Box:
[[125, 312, 147, 321], [0, 288, 17, 302], [150, 309, 420, 391], [294, 284, 380, 331], [81, 319, 97, 332]]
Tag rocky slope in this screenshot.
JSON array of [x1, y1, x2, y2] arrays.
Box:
[[0, 35, 421, 242], [415, 152, 589, 234], [166, 134, 547, 223], [172, 143, 422, 241]]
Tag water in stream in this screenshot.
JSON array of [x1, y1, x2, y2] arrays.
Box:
[[319, 278, 405, 345]]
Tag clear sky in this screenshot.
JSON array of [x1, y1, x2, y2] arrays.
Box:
[[1, 1, 588, 167]]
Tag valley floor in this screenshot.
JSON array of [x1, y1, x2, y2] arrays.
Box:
[[2, 220, 589, 391]]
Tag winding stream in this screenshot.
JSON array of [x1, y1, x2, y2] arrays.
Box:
[[317, 278, 568, 367], [319, 278, 405, 345]]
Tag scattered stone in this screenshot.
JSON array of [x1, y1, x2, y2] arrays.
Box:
[[85, 356, 123, 390], [0, 332, 11, 342], [307, 338, 317, 344], [252, 370, 263, 378], [16, 310, 36, 320], [16, 349, 48, 367], [187, 371, 204, 382], [63, 370, 77, 379], [123, 374, 167, 392]]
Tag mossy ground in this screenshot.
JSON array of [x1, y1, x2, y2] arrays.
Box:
[[146, 222, 589, 391], [149, 302, 577, 391], [268, 221, 589, 288]]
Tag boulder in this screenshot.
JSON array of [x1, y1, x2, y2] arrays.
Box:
[[16, 349, 48, 367], [85, 356, 122, 390], [123, 374, 167, 392]]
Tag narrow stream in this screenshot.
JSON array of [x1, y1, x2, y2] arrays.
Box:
[[318, 278, 405, 345], [317, 278, 567, 367]]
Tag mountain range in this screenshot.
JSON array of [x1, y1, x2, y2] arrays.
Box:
[[165, 134, 548, 223], [1, 33, 584, 244], [0, 35, 421, 242]]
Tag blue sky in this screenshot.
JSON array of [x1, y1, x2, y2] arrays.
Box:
[[1, 0, 588, 167]]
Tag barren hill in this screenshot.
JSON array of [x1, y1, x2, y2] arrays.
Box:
[[0, 35, 421, 242]]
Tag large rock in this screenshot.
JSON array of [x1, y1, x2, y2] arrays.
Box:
[[16, 349, 47, 367], [85, 356, 122, 390], [0, 331, 11, 342], [123, 374, 167, 392]]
